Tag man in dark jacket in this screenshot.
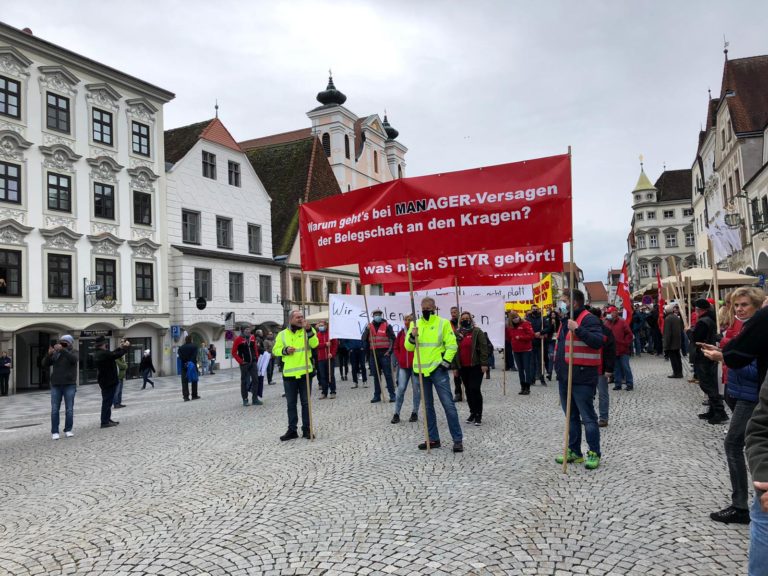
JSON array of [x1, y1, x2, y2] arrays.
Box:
[[93, 336, 129, 428], [605, 306, 634, 390], [527, 305, 547, 385], [177, 335, 199, 402], [232, 327, 260, 406], [591, 308, 615, 427], [42, 335, 78, 439], [663, 304, 684, 378], [554, 289, 605, 469], [692, 299, 727, 424], [361, 308, 396, 403]]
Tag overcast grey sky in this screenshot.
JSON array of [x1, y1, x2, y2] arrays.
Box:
[[6, 1, 768, 283]]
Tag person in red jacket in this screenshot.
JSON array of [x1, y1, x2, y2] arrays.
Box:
[[509, 311, 535, 395], [391, 314, 419, 424], [605, 306, 635, 391], [232, 327, 261, 406], [315, 321, 338, 399]]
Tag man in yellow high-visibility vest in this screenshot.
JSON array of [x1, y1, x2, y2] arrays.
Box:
[[273, 310, 319, 441], [405, 297, 463, 452]]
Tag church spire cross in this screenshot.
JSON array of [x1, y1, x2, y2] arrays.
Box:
[[215, 99, 219, 119]]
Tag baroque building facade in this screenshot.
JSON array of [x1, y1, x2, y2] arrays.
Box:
[[0, 23, 174, 392]]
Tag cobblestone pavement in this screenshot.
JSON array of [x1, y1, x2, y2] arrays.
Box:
[[0, 356, 750, 575]]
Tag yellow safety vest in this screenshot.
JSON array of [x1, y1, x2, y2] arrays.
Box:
[[273, 327, 319, 378], [404, 315, 458, 376]]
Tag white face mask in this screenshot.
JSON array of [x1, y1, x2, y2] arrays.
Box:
[[606, 314, 614, 321], [558, 301, 568, 314]]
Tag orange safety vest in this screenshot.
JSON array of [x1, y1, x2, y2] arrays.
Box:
[[369, 322, 391, 350], [557, 310, 602, 367]]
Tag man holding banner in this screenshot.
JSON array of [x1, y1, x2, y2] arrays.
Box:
[[405, 298, 463, 452]]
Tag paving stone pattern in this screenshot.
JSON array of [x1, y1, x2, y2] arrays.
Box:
[[0, 356, 750, 575]]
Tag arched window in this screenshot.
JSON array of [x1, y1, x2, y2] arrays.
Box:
[[322, 133, 331, 157], [344, 135, 350, 159], [373, 150, 378, 173], [397, 164, 402, 179]]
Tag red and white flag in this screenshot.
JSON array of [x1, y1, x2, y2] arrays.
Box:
[[657, 269, 665, 334], [616, 260, 633, 326]]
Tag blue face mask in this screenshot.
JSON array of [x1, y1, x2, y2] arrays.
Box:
[[558, 301, 568, 314], [318, 327, 326, 333], [373, 315, 383, 322]]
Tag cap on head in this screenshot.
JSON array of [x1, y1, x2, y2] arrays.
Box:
[[694, 298, 711, 310], [606, 306, 618, 314], [372, 308, 382, 314], [94, 335, 107, 346]]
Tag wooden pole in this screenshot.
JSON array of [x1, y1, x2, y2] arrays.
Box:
[[362, 288, 382, 400], [667, 257, 689, 330], [454, 275, 465, 400], [708, 239, 721, 329], [539, 272, 545, 382], [300, 269, 315, 440], [407, 257, 431, 452], [686, 276, 693, 327], [562, 239, 576, 474]]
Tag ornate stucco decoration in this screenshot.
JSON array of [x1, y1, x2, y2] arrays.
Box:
[[128, 238, 160, 259], [0, 218, 32, 245], [86, 155, 124, 183], [0, 129, 32, 162], [88, 232, 124, 256], [0, 46, 32, 79], [127, 166, 158, 192], [38, 65, 80, 97], [39, 143, 81, 172], [85, 82, 122, 112], [125, 97, 157, 123], [40, 226, 82, 251]]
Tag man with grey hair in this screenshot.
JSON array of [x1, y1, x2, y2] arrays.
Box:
[[662, 303, 683, 378]]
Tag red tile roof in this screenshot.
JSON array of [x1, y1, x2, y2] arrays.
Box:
[[200, 118, 242, 152], [584, 281, 609, 302], [239, 128, 312, 151], [720, 55, 768, 134]]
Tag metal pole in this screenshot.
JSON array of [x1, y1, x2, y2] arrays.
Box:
[[407, 257, 431, 452]]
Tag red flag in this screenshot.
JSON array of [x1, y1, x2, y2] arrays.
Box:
[[299, 154, 572, 271], [616, 260, 633, 326], [657, 269, 665, 334], [344, 283, 351, 295]]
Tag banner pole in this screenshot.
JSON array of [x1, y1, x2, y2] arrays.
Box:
[[407, 257, 431, 452], [562, 147, 575, 474], [454, 275, 465, 400], [539, 272, 545, 383], [686, 276, 692, 327], [708, 238, 721, 329], [362, 288, 382, 403], [300, 268, 315, 440]]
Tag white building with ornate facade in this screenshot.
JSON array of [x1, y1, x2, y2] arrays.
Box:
[[164, 117, 282, 362], [0, 22, 174, 392]]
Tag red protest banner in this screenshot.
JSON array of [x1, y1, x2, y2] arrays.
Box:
[[381, 272, 541, 293], [360, 244, 563, 286], [299, 154, 572, 271]]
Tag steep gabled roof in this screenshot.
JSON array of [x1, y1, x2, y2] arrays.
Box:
[[584, 281, 609, 302], [654, 169, 692, 203], [239, 128, 312, 151], [164, 118, 242, 165], [245, 136, 342, 256], [720, 55, 768, 134]]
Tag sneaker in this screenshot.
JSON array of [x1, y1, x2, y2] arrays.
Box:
[[65, 431, 74, 438], [409, 412, 418, 422], [391, 414, 400, 424], [598, 419, 608, 427], [329, 393, 336, 399], [280, 430, 299, 441], [474, 420, 482, 427], [453, 442, 464, 453], [100, 422, 119, 428], [612, 386, 622, 391], [584, 451, 601, 470], [319, 395, 328, 400], [709, 506, 750, 524], [555, 449, 584, 464], [351, 383, 359, 389], [252, 398, 263, 406], [243, 399, 249, 406], [371, 397, 381, 403], [466, 414, 476, 424], [51, 433, 60, 440], [418, 440, 441, 450]]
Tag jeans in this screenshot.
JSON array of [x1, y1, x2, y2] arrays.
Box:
[[420, 366, 463, 443], [394, 367, 420, 416], [668, 349, 683, 377], [317, 358, 337, 395], [112, 378, 124, 407], [50, 384, 76, 433], [337, 348, 349, 378], [100, 385, 115, 425], [181, 365, 198, 400], [513, 351, 533, 387], [558, 372, 600, 456], [613, 355, 634, 388], [504, 343, 516, 370], [142, 368, 154, 388], [632, 331, 643, 355], [545, 340, 555, 376], [488, 349, 496, 370], [750, 495, 768, 576], [531, 342, 545, 381], [284, 375, 312, 433], [349, 348, 367, 383], [370, 350, 395, 399], [724, 399, 758, 509], [240, 362, 260, 401], [0, 372, 9, 395], [460, 365, 484, 420], [596, 374, 609, 422]]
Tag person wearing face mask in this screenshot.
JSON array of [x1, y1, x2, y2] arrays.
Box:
[[553, 289, 604, 470], [590, 308, 615, 427], [662, 304, 684, 378], [315, 321, 338, 400], [273, 310, 319, 441], [449, 306, 465, 402], [361, 308, 396, 403], [452, 312, 489, 426], [233, 327, 261, 406], [391, 314, 419, 424], [508, 312, 535, 395], [526, 305, 547, 386], [405, 297, 462, 452], [604, 306, 634, 391]]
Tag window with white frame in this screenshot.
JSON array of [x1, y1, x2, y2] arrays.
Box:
[[229, 272, 243, 302], [135, 262, 154, 301], [647, 211, 656, 220], [182, 210, 201, 244], [640, 263, 649, 277], [685, 232, 695, 246], [47, 253, 71, 298], [637, 236, 646, 249], [636, 212, 644, 221], [216, 216, 232, 249], [0, 161, 21, 204], [194, 268, 212, 300], [651, 261, 661, 275], [683, 208, 693, 217], [248, 224, 261, 254], [0, 75, 21, 118], [203, 151, 217, 179], [649, 234, 658, 248], [663, 210, 674, 219], [665, 232, 678, 247], [259, 275, 271, 304]]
